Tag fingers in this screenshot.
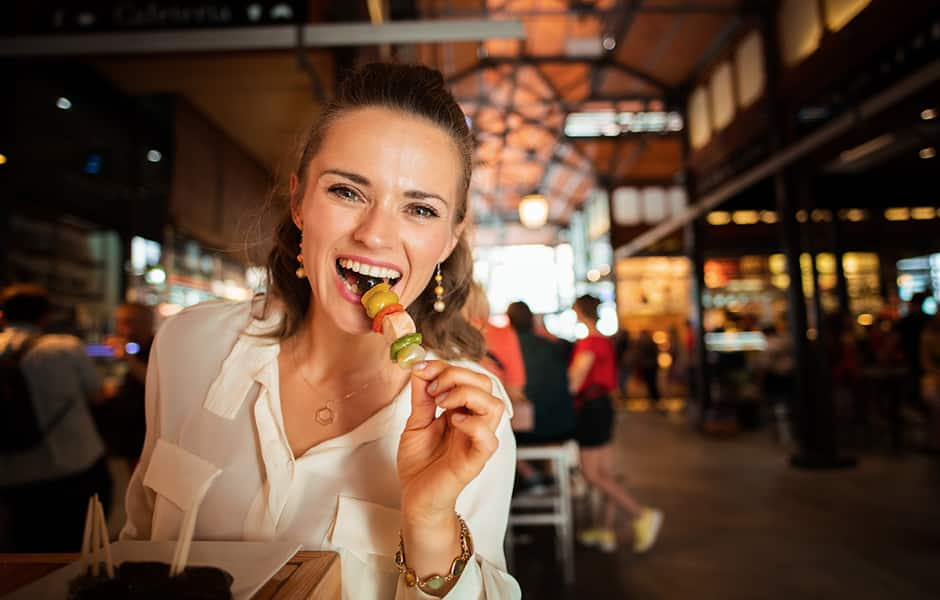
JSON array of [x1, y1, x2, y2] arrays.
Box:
[[407, 360, 506, 437], [405, 362, 437, 431], [434, 386, 504, 430], [415, 361, 493, 397], [447, 411, 500, 477]]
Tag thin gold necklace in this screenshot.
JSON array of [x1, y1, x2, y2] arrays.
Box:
[[290, 342, 386, 426]]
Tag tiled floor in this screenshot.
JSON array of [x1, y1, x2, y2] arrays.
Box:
[[509, 411, 940, 600]]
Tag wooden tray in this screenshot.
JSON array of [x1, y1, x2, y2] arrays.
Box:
[[0, 551, 340, 599]]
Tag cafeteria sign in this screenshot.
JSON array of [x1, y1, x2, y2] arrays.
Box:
[[12, 1, 306, 33]]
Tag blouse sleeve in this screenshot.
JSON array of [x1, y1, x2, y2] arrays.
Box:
[[395, 372, 522, 600], [119, 329, 164, 541]]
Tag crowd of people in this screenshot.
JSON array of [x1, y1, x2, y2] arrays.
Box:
[[0, 284, 153, 552]]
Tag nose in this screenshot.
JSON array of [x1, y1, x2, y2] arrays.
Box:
[[352, 202, 397, 249]]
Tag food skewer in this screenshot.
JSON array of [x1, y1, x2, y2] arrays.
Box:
[[361, 282, 427, 369]]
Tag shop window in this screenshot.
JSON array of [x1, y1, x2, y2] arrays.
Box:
[[709, 61, 735, 131], [688, 85, 711, 149], [779, 0, 822, 66], [612, 187, 641, 225], [824, 0, 870, 32], [735, 30, 765, 108]]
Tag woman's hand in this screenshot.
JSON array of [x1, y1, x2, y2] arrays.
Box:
[[398, 360, 505, 525], [396, 360, 504, 580]]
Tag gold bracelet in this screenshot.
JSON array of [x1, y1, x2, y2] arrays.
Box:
[[395, 514, 474, 595]]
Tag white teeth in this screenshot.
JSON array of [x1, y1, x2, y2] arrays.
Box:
[[338, 258, 401, 280]]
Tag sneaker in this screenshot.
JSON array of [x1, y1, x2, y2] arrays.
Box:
[[632, 508, 663, 554], [578, 528, 618, 553], [577, 528, 601, 547], [596, 529, 618, 553]]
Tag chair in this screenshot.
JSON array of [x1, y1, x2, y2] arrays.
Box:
[[506, 441, 576, 586]]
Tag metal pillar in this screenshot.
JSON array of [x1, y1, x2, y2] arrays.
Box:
[[685, 216, 711, 428]]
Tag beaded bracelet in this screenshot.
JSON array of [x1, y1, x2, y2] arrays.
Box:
[[395, 514, 474, 596]]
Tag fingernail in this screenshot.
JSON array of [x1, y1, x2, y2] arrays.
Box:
[[411, 361, 428, 371], [434, 392, 449, 405], [427, 380, 438, 394], [452, 412, 467, 423]]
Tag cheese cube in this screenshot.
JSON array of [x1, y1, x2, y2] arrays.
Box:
[[382, 310, 416, 345]]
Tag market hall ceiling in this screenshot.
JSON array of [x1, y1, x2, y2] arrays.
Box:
[[68, 1, 746, 229]]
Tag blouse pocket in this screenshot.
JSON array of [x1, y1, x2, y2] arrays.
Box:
[[329, 495, 400, 573], [143, 438, 222, 542]]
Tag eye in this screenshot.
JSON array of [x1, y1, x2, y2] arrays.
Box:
[[407, 204, 440, 219], [328, 184, 362, 203]]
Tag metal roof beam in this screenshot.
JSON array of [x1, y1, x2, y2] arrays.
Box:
[[613, 57, 940, 260], [0, 19, 525, 56]]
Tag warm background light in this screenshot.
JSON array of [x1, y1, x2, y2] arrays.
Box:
[[518, 193, 549, 229]]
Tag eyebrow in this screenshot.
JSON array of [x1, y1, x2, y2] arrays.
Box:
[[320, 169, 446, 204]]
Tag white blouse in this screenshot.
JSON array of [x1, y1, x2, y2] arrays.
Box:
[[120, 299, 521, 599]]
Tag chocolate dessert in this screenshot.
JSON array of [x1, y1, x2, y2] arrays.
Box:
[[69, 561, 233, 600]]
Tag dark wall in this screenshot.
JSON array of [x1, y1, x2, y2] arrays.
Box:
[[4, 59, 172, 241]]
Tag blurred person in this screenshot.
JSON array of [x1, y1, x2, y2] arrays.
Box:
[[463, 282, 527, 411], [755, 325, 795, 443], [96, 303, 155, 468], [919, 315, 940, 452], [0, 284, 110, 552], [569, 295, 662, 554], [636, 330, 662, 408], [868, 317, 905, 368], [121, 64, 520, 598], [899, 291, 932, 404], [612, 328, 632, 399], [506, 301, 575, 492]]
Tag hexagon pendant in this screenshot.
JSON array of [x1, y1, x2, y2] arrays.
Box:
[[315, 407, 334, 425]]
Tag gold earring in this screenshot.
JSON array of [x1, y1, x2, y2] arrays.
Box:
[[295, 240, 306, 279], [433, 264, 445, 313]]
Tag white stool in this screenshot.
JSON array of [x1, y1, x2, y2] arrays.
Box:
[[507, 443, 576, 586]]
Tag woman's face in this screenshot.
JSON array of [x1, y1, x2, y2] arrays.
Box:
[[292, 107, 464, 334]]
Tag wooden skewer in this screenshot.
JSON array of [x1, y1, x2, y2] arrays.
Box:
[[80, 497, 94, 573], [94, 496, 115, 578], [91, 494, 101, 576], [170, 505, 199, 577]]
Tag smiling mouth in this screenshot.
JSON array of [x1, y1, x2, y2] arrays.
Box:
[[335, 258, 402, 297]]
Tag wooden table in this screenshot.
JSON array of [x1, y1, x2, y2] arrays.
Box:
[[0, 551, 340, 599]]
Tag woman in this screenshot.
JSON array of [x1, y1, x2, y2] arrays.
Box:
[[121, 64, 520, 599], [568, 295, 662, 554]]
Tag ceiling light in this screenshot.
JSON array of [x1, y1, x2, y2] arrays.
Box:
[[760, 211, 778, 224], [732, 210, 759, 225], [564, 110, 683, 136], [56, 97, 72, 110], [911, 207, 936, 220], [796, 210, 808, 223], [844, 209, 866, 222], [519, 193, 549, 229], [707, 211, 731, 225], [921, 108, 937, 120], [884, 207, 910, 221], [0, 153, 6, 165], [919, 147, 936, 159], [857, 313, 874, 326], [146, 149, 162, 163]]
